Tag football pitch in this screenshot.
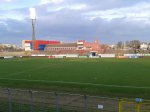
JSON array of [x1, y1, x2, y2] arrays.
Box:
[[0, 58, 150, 98]]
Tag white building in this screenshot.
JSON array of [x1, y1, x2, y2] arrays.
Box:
[[140, 43, 148, 50], [109, 44, 117, 49], [22, 40, 32, 51]]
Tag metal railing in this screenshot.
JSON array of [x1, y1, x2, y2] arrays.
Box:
[[0, 88, 149, 112]]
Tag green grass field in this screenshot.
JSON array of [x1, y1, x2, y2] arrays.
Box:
[[0, 58, 150, 98]]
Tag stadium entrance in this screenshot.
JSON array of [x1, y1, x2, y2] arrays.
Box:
[[91, 51, 98, 56], [88, 51, 98, 58]]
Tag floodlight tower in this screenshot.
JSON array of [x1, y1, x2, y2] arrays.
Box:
[[29, 8, 36, 51]]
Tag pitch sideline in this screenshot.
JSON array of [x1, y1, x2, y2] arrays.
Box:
[[0, 78, 150, 89]]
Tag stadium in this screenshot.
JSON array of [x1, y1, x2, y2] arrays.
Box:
[[1, 0, 150, 111]]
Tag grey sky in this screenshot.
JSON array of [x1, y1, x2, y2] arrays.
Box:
[[0, 0, 150, 45]]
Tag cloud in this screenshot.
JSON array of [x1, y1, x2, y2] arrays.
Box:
[[0, 18, 32, 44], [0, 0, 14, 2], [35, 8, 149, 43], [46, 3, 87, 12], [0, 10, 26, 21], [84, 2, 150, 23], [1, 0, 150, 45], [40, 0, 64, 5]]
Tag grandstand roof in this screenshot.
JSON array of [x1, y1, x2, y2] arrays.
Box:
[[46, 43, 77, 47]]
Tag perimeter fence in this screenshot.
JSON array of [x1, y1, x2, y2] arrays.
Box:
[[0, 88, 149, 112]]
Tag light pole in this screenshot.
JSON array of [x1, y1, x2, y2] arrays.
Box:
[[29, 8, 36, 51]]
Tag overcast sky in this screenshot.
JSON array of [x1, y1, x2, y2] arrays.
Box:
[[0, 0, 150, 45]]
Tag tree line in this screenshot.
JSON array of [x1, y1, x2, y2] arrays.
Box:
[[116, 40, 150, 53]]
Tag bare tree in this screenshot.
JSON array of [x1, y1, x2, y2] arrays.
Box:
[[125, 41, 130, 48], [128, 40, 141, 53], [148, 43, 150, 51], [130, 40, 140, 49], [117, 41, 124, 49]]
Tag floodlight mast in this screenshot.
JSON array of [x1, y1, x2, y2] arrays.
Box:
[[31, 19, 36, 51], [29, 8, 36, 51]]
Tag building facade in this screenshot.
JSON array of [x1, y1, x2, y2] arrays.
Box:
[[22, 40, 103, 55], [45, 40, 102, 55], [22, 40, 60, 51]]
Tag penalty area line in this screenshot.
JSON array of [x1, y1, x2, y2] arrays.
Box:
[[0, 78, 150, 89]]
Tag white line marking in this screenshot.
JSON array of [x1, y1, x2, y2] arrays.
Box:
[[0, 78, 150, 89]]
